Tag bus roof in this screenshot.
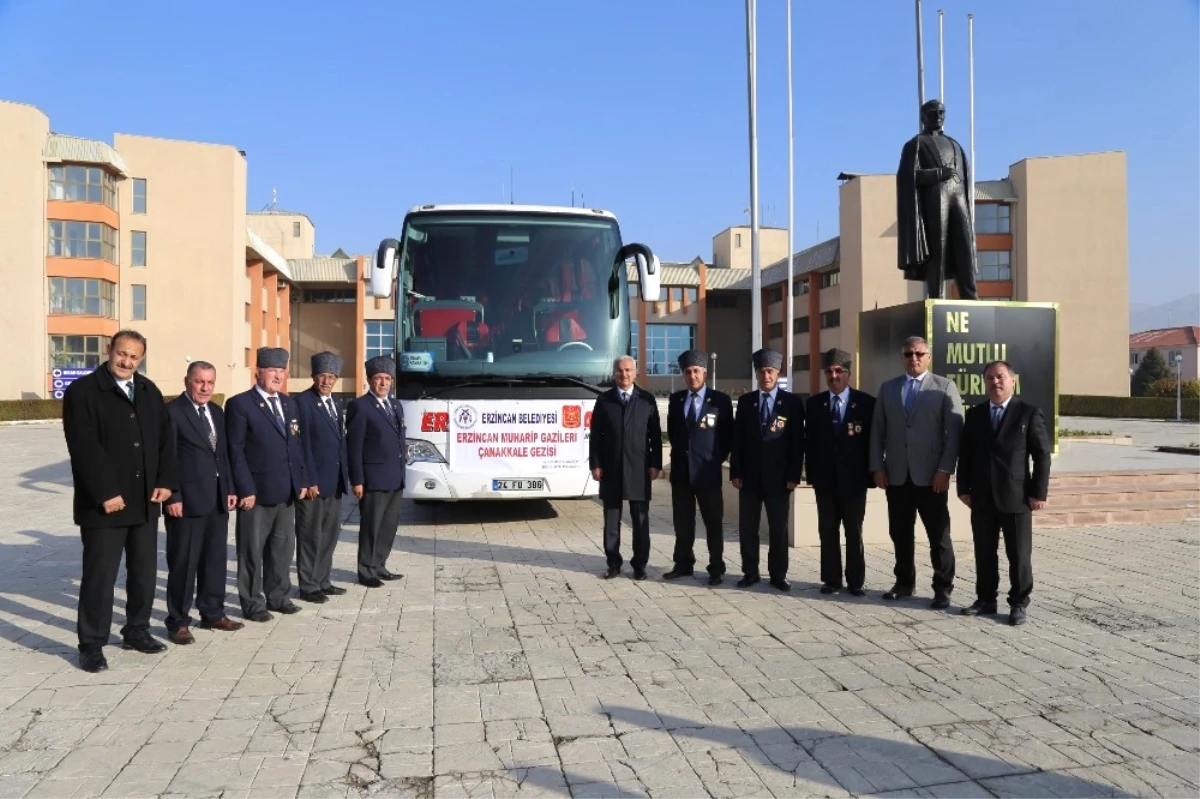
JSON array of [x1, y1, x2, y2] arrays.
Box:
[[405, 204, 618, 221]]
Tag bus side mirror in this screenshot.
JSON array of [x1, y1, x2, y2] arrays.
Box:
[[614, 243, 661, 306], [370, 238, 399, 299]]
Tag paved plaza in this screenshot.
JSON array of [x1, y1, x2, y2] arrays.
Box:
[[0, 423, 1197, 798]]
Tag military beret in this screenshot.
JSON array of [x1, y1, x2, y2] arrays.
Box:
[[676, 349, 708, 370], [752, 348, 783, 371], [822, 348, 852, 370], [311, 351, 343, 377], [256, 347, 289, 369], [365, 356, 396, 379]]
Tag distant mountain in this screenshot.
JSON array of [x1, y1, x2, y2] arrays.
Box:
[[1130, 293, 1200, 334]]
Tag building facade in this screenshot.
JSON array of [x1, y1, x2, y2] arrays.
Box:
[[1129, 327, 1199, 383]]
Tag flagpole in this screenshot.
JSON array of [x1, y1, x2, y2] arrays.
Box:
[[785, 0, 795, 394], [747, 0, 762, 374], [968, 13, 976, 226], [916, 0, 926, 129], [938, 8, 944, 100]]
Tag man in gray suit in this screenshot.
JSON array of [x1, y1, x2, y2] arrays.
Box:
[[869, 335, 964, 609]]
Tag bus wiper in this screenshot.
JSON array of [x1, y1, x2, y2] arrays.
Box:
[[528, 374, 604, 393]]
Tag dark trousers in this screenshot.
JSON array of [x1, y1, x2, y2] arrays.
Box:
[[77, 521, 158, 651], [670, 482, 725, 575], [603, 499, 650, 571], [296, 494, 343, 593], [815, 490, 867, 590], [236, 502, 296, 616], [971, 503, 1033, 608], [738, 490, 790, 581], [921, 184, 979, 300], [359, 489, 402, 581], [165, 510, 229, 631], [886, 479, 955, 593]]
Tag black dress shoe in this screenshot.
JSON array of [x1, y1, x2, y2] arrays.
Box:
[[247, 611, 274, 623], [379, 571, 403, 581], [359, 577, 384, 588], [737, 575, 760, 588], [820, 584, 840, 595], [1009, 607, 1028, 626], [79, 650, 108, 673], [849, 588, 867, 597], [632, 569, 647, 581], [931, 592, 951, 610], [663, 568, 693, 580], [961, 600, 997, 616], [271, 602, 302, 614], [122, 632, 167, 654], [298, 591, 328, 604], [770, 578, 791, 592], [707, 574, 723, 586], [321, 585, 347, 596], [602, 568, 620, 580], [882, 585, 914, 601]]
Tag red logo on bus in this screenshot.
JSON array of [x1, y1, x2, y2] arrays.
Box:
[[584, 411, 593, 429], [562, 405, 581, 428]]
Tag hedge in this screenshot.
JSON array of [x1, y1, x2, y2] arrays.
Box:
[[1060, 394, 1199, 421], [0, 394, 226, 422]]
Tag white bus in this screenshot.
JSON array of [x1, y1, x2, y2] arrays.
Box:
[[368, 204, 661, 501]]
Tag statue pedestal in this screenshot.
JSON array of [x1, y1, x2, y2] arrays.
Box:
[[857, 299, 1060, 447]]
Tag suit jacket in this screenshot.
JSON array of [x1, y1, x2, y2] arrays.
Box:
[[730, 389, 805, 496], [346, 393, 407, 493], [667, 387, 733, 489], [297, 387, 350, 498], [869, 371, 964, 486], [62, 366, 178, 528], [805, 388, 876, 499], [225, 388, 311, 506], [587, 386, 662, 502], [166, 396, 233, 517], [956, 397, 1051, 514]]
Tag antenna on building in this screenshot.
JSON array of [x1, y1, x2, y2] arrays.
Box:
[[260, 187, 278, 212], [510, 166, 515, 204]]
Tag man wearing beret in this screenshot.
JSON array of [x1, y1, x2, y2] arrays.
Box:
[[295, 352, 351, 603], [226, 347, 313, 622], [665, 349, 733, 585], [346, 356, 406, 588], [731, 348, 805, 591], [804, 349, 876, 596]]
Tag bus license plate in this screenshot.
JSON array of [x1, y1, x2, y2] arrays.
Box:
[[492, 479, 544, 491]]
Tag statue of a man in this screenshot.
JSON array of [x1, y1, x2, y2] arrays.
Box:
[[897, 100, 979, 300]]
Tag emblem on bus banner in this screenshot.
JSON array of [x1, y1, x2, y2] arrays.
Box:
[[562, 406, 581, 429], [455, 405, 478, 430]]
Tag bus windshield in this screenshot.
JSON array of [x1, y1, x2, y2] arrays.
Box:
[[395, 212, 628, 385]]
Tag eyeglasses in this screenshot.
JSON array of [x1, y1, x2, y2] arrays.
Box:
[[902, 351, 929, 359], [823, 368, 847, 375]]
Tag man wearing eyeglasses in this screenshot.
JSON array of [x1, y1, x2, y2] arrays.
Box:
[[804, 349, 875, 597], [869, 336, 964, 609]]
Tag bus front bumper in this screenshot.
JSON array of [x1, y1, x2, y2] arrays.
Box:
[[404, 461, 599, 501]]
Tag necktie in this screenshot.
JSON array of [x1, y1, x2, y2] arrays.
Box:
[[687, 393, 699, 425], [197, 405, 217, 452], [267, 396, 285, 432], [904, 378, 918, 413], [992, 404, 1003, 431], [324, 397, 337, 421], [760, 393, 771, 426], [831, 394, 842, 426], [620, 391, 629, 406], [124, 380, 135, 402]]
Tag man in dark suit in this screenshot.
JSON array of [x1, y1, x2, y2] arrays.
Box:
[[869, 335, 964, 609], [731, 348, 805, 591], [664, 349, 733, 585], [62, 330, 177, 672], [225, 347, 313, 622], [588, 355, 662, 580], [295, 352, 351, 603], [956, 360, 1051, 626], [163, 361, 243, 645], [346, 356, 406, 588], [804, 349, 876, 596]]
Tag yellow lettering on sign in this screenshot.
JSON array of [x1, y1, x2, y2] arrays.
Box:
[[946, 312, 970, 333]]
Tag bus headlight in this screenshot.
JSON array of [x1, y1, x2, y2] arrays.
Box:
[[406, 439, 447, 465]]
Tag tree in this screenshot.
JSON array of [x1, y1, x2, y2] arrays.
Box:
[[1131, 347, 1170, 397], [1150, 377, 1200, 400]]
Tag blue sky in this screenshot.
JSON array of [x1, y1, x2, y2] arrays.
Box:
[[1, 0, 1196, 305]]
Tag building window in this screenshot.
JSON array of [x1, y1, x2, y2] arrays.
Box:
[[735, 233, 742, 248], [131, 285, 147, 320], [793, 281, 809, 296], [706, 293, 737, 309], [684, 287, 698, 304], [796, 316, 810, 334], [628, 283, 639, 299], [48, 166, 117, 210], [768, 322, 783, 339], [645, 323, 695, 375], [303, 288, 356, 303], [365, 320, 395, 360], [793, 354, 810, 372], [820, 270, 840, 288], [48, 278, 116, 317], [630, 320, 639, 361], [48, 221, 118, 262], [670, 287, 683, 305], [293, 221, 302, 237], [133, 179, 147, 213], [1130, 352, 1140, 366], [820, 309, 841, 329], [131, 231, 147, 267], [976, 203, 1011, 234], [1168, 349, 1183, 363], [767, 286, 783, 304], [978, 250, 1012, 281], [49, 334, 110, 369]]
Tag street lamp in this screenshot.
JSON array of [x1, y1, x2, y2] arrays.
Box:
[[1129, 366, 1135, 397], [1172, 352, 1184, 422], [711, 352, 718, 391]]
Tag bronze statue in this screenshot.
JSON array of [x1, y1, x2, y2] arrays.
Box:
[[897, 100, 979, 300]]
